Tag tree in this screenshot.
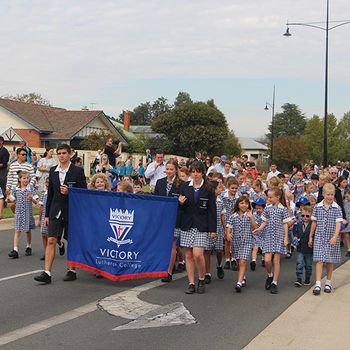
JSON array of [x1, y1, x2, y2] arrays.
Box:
[[300, 115, 323, 164], [273, 135, 305, 171], [268, 103, 306, 138], [151, 97, 172, 118], [301, 113, 346, 165], [152, 102, 229, 157], [222, 130, 242, 157], [2, 92, 51, 106], [174, 91, 193, 107], [80, 130, 113, 150]]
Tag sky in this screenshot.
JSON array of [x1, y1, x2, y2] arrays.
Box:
[[1, 0, 349, 138]]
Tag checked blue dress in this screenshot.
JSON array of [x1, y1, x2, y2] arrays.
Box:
[[12, 185, 38, 232], [261, 204, 291, 255], [227, 212, 254, 260], [311, 200, 343, 263]]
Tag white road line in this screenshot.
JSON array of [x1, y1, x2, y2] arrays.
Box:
[[0, 272, 188, 346], [0, 303, 97, 346], [0, 270, 42, 282]]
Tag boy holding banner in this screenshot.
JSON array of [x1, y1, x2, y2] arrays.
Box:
[[34, 144, 87, 284]]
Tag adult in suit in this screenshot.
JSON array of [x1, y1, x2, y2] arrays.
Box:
[[154, 159, 182, 283], [34, 144, 87, 284]]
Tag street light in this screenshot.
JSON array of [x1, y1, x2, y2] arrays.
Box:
[[284, 0, 350, 167], [264, 85, 275, 164]]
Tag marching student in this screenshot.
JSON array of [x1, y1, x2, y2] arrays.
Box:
[[38, 179, 66, 261], [116, 180, 134, 193], [226, 196, 257, 292], [342, 189, 350, 257], [204, 180, 225, 283], [179, 167, 190, 182], [0, 187, 4, 219], [222, 177, 239, 270], [250, 179, 266, 203], [133, 180, 144, 194], [309, 183, 343, 295], [254, 187, 291, 294], [8, 171, 38, 259], [250, 198, 266, 270], [179, 161, 216, 294], [154, 159, 182, 283], [34, 144, 87, 284], [90, 173, 111, 191], [294, 206, 313, 287]]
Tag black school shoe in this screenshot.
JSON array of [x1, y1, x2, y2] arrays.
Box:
[[34, 271, 52, 284], [204, 274, 212, 284], [250, 261, 256, 271], [25, 247, 32, 256], [235, 283, 242, 293], [304, 277, 311, 286], [217, 266, 224, 279], [63, 270, 77, 281], [197, 280, 206, 294], [270, 283, 278, 294], [224, 261, 231, 269], [58, 242, 65, 256], [294, 278, 302, 287], [231, 260, 238, 271], [8, 250, 19, 259], [186, 284, 196, 294], [161, 273, 172, 283], [346, 251, 350, 257], [265, 276, 273, 290]]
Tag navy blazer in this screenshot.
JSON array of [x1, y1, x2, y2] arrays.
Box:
[[179, 181, 217, 233], [45, 164, 87, 220], [295, 221, 313, 254], [154, 176, 182, 228]]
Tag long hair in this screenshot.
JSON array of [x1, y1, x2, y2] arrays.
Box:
[[166, 159, 181, 188], [268, 186, 287, 207], [189, 160, 212, 192]]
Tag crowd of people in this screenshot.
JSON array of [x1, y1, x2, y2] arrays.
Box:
[[0, 135, 349, 296]]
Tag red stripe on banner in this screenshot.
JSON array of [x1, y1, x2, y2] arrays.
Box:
[[66, 260, 168, 281]]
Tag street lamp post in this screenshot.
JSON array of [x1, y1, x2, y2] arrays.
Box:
[[264, 86, 275, 164], [284, 0, 350, 168]]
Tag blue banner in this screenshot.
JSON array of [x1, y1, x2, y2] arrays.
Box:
[[67, 188, 178, 281]]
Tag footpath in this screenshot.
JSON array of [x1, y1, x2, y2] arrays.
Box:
[[245, 258, 350, 350]]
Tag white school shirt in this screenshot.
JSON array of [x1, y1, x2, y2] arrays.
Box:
[[54, 163, 71, 218]]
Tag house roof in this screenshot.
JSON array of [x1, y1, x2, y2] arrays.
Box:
[[0, 98, 127, 143], [238, 137, 268, 151]]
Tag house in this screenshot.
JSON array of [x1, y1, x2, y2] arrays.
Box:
[[238, 137, 268, 163], [0, 98, 128, 149]]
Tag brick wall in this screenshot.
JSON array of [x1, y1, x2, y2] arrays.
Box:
[[14, 129, 42, 147]]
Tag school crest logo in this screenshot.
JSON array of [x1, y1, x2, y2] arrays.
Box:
[[107, 209, 134, 247]]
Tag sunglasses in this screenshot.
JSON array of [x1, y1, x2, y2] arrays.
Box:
[[20, 153, 27, 156], [301, 214, 310, 218]]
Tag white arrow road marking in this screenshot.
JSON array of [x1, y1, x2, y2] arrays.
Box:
[[113, 302, 196, 330], [98, 272, 196, 330], [0, 272, 192, 346]]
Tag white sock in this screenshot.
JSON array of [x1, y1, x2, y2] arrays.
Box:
[[325, 279, 331, 286], [69, 269, 76, 273], [252, 259, 256, 262], [205, 273, 211, 277], [316, 280, 321, 287], [44, 270, 51, 276], [272, 280, 278, 285], [225, 258, 230, 262], [237, 282, 242, 286], [26, 244, 31, 248], [268, 272, 273, 277], [14, 246, 18, 252]]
